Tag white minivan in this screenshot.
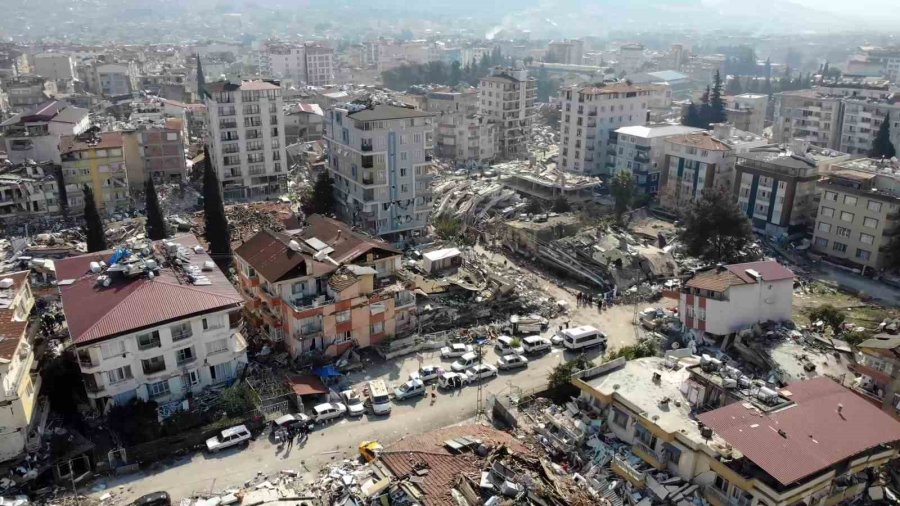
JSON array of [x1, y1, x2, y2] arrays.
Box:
[[522, 335, 552, 354], [558, 325, 606, 351], [367, 380, 392, 415]]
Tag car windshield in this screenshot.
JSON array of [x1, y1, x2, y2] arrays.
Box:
[[347, 396, 362, 406], [373, 394, 389, 403]]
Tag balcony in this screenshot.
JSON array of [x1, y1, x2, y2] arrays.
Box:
[[288, 294, 335, 312], [361, 155, 374, 169], [137, 338, 162, 351], [611, 455, 647, 487], [394, 291, 416, 308], [171, 329, 193, 342], [361, 142, 373, 152], [176, 355, 197, 367], [84, 381, 105, 394], [142, 361, 166, 375]]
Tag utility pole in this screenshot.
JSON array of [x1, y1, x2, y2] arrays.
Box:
[[475, 340, 486, 420]]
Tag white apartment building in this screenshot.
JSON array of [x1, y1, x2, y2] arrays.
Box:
[[205, 79, 288, 201], [658, 132, 732, 211], [608, 124, 703, 194], [679, 261, 794, 336], [478, 67, 536, 160], [425, 90, 497, 165], [259, 43, 306, 83], [0, 271, 41, 462], [31, 53, 77, 82], [95, 62, 139, 97], [558, 83, 653, 176], [57, 234, 248, 413], [304, 45, 335, 87], [0, 100, 89, 164], [773, 89, 844, 150], [546, 40, 584, 65], [839, 98, 900, 156], [324, 103, 435, 240], [725, 93, 767, 135], [617, 43, 645, 74]]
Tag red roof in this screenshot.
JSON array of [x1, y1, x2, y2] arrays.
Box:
[[56, 234, 243, 345], [287, 374, 328, 396], [698, 377, 900, 486], [0, 271, 31, 361], [380, 452, 478, 506], [725, 260, 794, 283]]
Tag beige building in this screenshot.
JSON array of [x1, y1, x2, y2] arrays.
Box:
[[812, 158, 900, 271], [658, 132, 732, 211], [478, 67, 536, 160], [425, 90, 497, 165], [773, 89, 843, 149]]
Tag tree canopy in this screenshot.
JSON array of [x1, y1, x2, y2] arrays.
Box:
[[870, 112, 897, 159], [301, 171, 336, 217], [681, 188, 754, 263], [144, 177, 168, 241], [202, 145, 232, 273], [609, 171, 635, 224], [82, 185, 107, 253]]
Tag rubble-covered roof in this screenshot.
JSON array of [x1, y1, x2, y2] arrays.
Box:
[[235, 230, 312, 282], [859, 334, 900, 350], [665, 132, 731, 151], [687, 261, 793, 292], [56, 234, 243, 345], [302, 215, 400, 264], [346, 104, 433, 121], [699, 377, 900, 486], [59, 131, 124, 154], [379, 452, 478, 506], [0, 271, 30, 362]]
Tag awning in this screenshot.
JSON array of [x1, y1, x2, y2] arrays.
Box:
[[287, 374, 328, 396]]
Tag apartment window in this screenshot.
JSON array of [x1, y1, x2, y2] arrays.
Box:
[[868, 200, 883, 212], [209, 362, 233, 384], [371, 321, 384, 335], [856, 248, 872, 261], [100, 340, 126, 359], [176, 346, 196, 366], [147, 379, 170, 399], [835, 226, 851, 238], [400, 151, 408, 161], [611, 407, 629, 428], [202, 316, 223, 331], [170, 322, 193, 341], [863, 217, 879, 229], [814, 237, 828, 249], [336, 310, 351, 323], [824, 191, 838, 201], [106, 365, 133, 384], [206, 338, 228, 355], [182, 370, 200, 388], [821, 206, 835, 218], [832, 242, 848, 253], [840, 211, 854, 223], [136, 330, 161, 350], [844, 195, 858, 206], [141, 355, 166, 375]]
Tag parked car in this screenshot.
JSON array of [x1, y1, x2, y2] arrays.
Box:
[[393, 378, 426, 400], [312, 402, 347, 423], [465, 364, 498, 382], [206, 425, 252, 453], [496, 354, 529, 371], [410, 365, 443, 383], [522, 335, 552, 354], [441, 343, 473, 359], [341, 389, 365, 417], [131, 492, 171, 506], [273, 413, 312, 429], [495, 335, 525, 355], [451, 352, 480, 372], [438, 372, 466, 390]]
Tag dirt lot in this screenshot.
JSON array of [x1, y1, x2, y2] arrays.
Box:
[[793, 281, 900, 331]]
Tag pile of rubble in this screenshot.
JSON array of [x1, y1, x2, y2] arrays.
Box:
[[174, 468, 320, 506], [191, 202, 296, 248], [432, 178, 525, 228]]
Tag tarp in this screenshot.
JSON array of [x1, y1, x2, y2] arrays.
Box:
[[313, 365, 342, 377], [108, 248, 129, 265]]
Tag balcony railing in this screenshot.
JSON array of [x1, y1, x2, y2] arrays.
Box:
[[137, 339, 161, 351], [176, 355, 197, 367], [84, 382, 105, 394], [142, 362, 166, 375], [611, 455, 646, 487], [288, 294, 335, 311], [171, 329, 193, 342]]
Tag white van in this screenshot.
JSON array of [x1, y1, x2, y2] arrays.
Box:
[[558, 325, 606, 351], [367, 380, 392, 415], [521, 335, 552, 354]]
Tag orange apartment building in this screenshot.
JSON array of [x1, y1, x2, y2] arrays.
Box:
[[234, 214, 417, 357]]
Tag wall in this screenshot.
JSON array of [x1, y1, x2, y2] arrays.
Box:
[[682, 278, 793, 335]]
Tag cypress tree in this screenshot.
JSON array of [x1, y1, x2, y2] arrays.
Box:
[[82, 185, 107, 253], [144, 177, 168, 241], [202, 145, 232, 273], [681, 102, 704, 129], [870, 113, 897, 159], [709, 70, 727, 124]]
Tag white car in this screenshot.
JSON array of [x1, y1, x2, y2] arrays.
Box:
[[438, 372, 467, 389], [465, 364, 498, 382], [451, 352, 480, 372], [312, 402, 347, 423], [495, 335, 525, 356], [496, 354, 529, 371], [441, 343, 473, 359], [341, 389, 365, 417], [273, 413, 311, 429], [206, 425, 251, 453], [393, 379, 426, 400], [409, 365, 443, 383]]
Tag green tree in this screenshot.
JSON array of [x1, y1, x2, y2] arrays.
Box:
[[301, 171, 335, 216], [524, 199, 544, 214], [144, 177, 168, 241], [548, 355, 595, 389], [709, 70, 727, 124], [202, 145, 232, 273], [870, 113, 897, 159], [82, 185, 107, 253], [217, 383, 256, 417], [681, 188, 754, 263], [681, 102, 704, 128], [808, 304, 846, 335], [433, 215, 462, 239], [552, 195, 571, 213], [609, 171, 635, 224], [449, 60, 462, 85], [726, 75, 743, 95]]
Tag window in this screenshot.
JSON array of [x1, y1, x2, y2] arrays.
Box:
[[863, 217, 879, 229], [371, 321, 384, 334], [817, 222, 831, 233], [206, 338, 228, 355], [836, 226, 851, 238], [170, 322, 193, 341], [336, 310, 351, 323], [399, 151, 408, 161], [840, 211, 854, 223], [814, 237, 828, 249], [824, 191, 838, 201], [635, 424, 658, 451], [860, 232, 875, 245], [106, 365, 133, 384], [821, 206, 835, 218], [176, 346, 196, 366], [136, 330, 161, 350], [856, 248, 871, 261], [182, 370, 200, 389], [142, 356, 166, 375], [148, 379, 170, 398], [202, 316, 223, 331], [832, 242, 848, 253], [209, 362, 233, 384], [100, 340, 126, 359], [868, 200, 883, 212], [844, 195, 858, 206], [612, 407, 629, 428]]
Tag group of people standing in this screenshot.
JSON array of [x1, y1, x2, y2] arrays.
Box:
[[576, 291, 604, 311]]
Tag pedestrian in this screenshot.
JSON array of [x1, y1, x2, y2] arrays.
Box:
[[588, 294, 593, 305], [576, 292, 581, 305], [286, 426, 294, 449], [598, 298, 604, 311], [565, 321, 570, 329]]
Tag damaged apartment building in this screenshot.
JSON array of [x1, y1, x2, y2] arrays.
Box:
[[234, 214, 418, 358], [0, 160, 63, 224], [565, 354, 900, 506]]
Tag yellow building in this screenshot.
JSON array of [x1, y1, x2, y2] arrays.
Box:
[[60, 131, 130, 216]]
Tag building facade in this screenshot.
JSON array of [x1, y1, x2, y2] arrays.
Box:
[[31, 53, 77, 82], [658, 132, 732, 211], [725, 93, 767, 135], [57, 234, 248, 413], [95, 63, 139, 97], [5, 75, 55, 113], [478, 67, 536, 160], [838, 98, 900, 156], [59, 131, 129, 216], [0, 100, 89, 164], [205, 80, 288, 201], [812, 158, 900, 271], [558, 83, 652, 176], [0, 161, 61, 222], [234, 215, 418, 357], [773, 90, 843, 149], [324, 103, 435, 240], [426, 90, 497, 165], [608, 124, 703, 194], [304, 44, 335, 87], [852, 335, 900, 418]]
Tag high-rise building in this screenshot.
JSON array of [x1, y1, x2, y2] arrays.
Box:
[[478, 67, 536, 160], [60, 130, 130, 216], [205, 79, 288, 201], [304, 44, 335, 87], [31, 52, 77, 82], [425, 90, 497, 165], [324, 103, 435, 240], [546, 40, 584, 65], [558, 83, 653, 176], [607, 124, 704, 194]]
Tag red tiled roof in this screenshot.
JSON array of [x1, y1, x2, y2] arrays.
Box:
[[0, 271, 31, 361], [379, 452, 479, 506], [726, 260, 794, 283], [698, 377, 900, 486], [850, 362, 892, 386], [302, 215, 400, 264], [234, 230, 312, 283], [56, 234, 243, 345], [287, 374, 328, 396]]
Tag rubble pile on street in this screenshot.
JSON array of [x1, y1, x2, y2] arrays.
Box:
[[175, 468, 320, 506], [432, 178, 526, 227], [191, 202, 296, 248]]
